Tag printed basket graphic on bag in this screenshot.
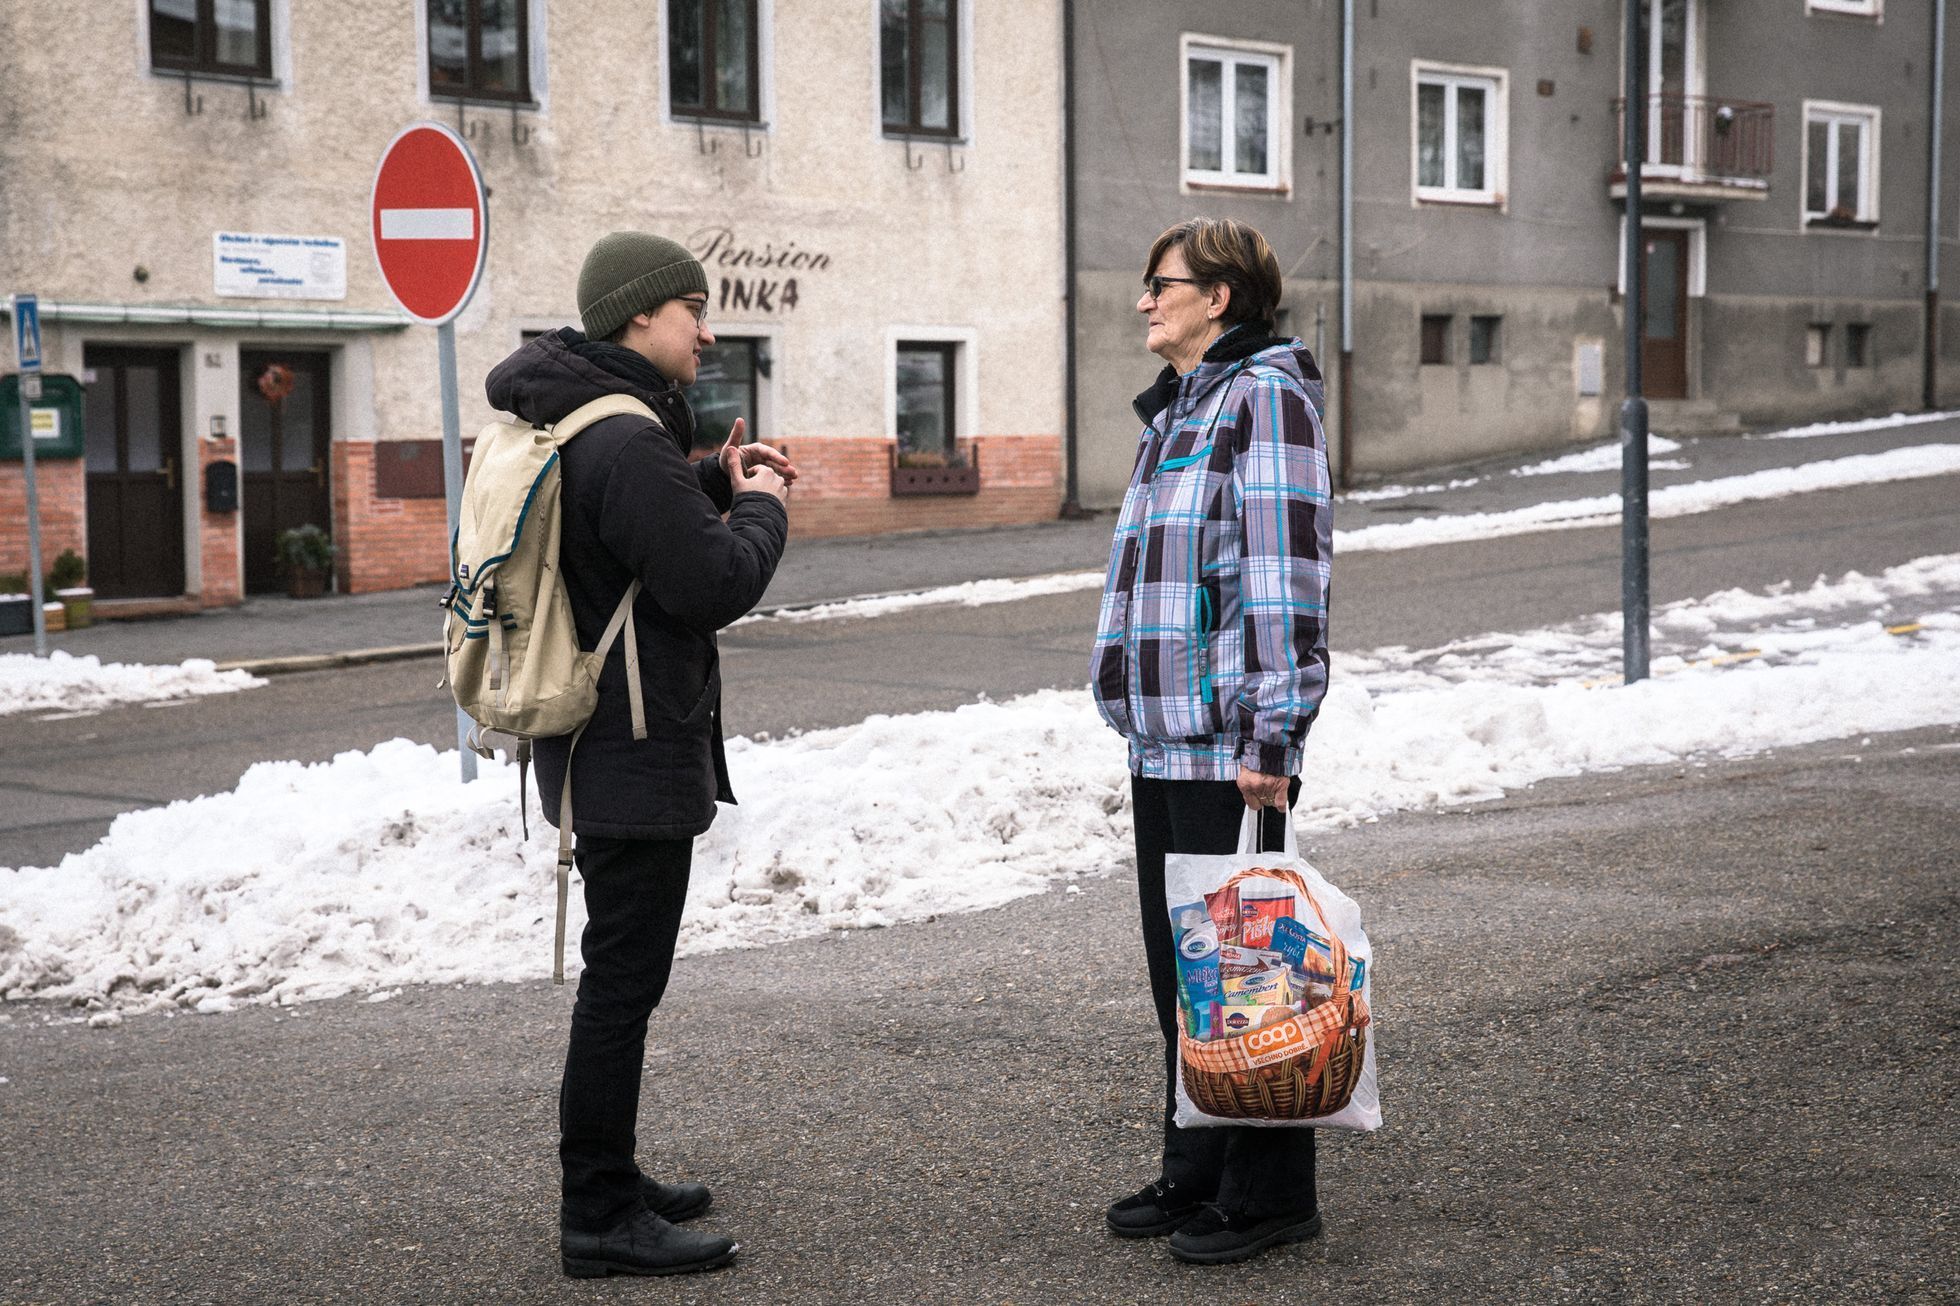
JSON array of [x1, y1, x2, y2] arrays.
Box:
[[1174, 865, 1371, 1121]]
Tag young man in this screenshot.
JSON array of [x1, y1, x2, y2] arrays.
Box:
[[484, 231, 793, 1278]]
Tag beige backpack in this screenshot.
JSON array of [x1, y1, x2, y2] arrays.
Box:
[[444, 393, 653, 983]]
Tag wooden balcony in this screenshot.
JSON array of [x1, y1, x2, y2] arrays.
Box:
[[1609, 94, 1774, 202]]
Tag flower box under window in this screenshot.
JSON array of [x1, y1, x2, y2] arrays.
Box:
[[891, 445, 979, 496]]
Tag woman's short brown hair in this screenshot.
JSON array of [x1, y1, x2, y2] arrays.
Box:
[[1145, 218, 1284, 329]]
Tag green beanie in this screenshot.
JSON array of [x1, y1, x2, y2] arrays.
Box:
[[577, 231, 709, 340]]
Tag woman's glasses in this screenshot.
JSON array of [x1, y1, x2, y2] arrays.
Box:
[[1141, 275, 1204, 299]]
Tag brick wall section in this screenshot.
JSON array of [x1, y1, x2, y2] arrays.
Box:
[[778, 434, 1064, 541], [332, 442, 452, 595], [0, 461, 86, 584], [324, 433, 1063, 594], [196, 436, 243, 608]]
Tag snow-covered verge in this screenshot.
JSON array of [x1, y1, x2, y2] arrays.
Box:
[[1510, 436, 1682, 478], [0, 652, 262, 719], [4, 557, 1956, 1019]]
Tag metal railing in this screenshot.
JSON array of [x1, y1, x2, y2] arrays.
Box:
[[1613, 93, 1774, 183]]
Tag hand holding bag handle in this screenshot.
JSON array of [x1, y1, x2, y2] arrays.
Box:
[[1236, 803, 1301, 860]]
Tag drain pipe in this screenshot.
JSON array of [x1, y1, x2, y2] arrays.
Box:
[[1060, 0, 1085, 517], [1926, 0, 1946, 411], [1337, 0, 1354, 489]]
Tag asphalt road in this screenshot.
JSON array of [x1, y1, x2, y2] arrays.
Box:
[[0, 725, 1953, 1304], [4, 471, 1956, 870]]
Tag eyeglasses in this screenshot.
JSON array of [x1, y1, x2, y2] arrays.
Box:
[[675, 296, 709, 325], [1141, 275, 1204, 300]]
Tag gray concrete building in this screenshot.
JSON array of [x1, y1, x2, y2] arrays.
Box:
[[1067, 0, 1959, 504]]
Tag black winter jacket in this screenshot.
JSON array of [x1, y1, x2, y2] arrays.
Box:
[[484, 329, 789, 840]]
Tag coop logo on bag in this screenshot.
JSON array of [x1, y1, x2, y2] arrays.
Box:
[[1242, 1016, 1309, 1067]]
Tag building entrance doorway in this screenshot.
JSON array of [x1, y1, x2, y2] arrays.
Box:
[[1641, 228, 1691, 399], [240, 351, 333, 595], [82, 345, 186, 599]]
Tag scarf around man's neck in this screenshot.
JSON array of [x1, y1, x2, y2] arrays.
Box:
[[567, 334, 699, 451]]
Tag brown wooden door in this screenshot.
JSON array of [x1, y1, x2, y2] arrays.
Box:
[[82, 346, 186, 599], [1641, 229, 1690, 399], [240, 352, 333, 595]]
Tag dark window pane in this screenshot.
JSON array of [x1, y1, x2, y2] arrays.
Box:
[[1469, 316, 1501, 365], [896, 345, 953, 458], [1846, 323, 1871, 367], [241, 385, 274, 472], [688, 339, 759, 454], [1456, 85, 1485, 191], [150, 0, 199, 64], [669, 0, 704, 109], [880, 0, 909, 127], [1643, 238, 1679, 340], [85, 370, 122, 473], [1420, 315, 1450, 365], [1187, 58, 1223, 172], [1417, 82, 1445, 187], [1806, 120, 1829, 213], [1234, 63, 1269, 175], [429, 0, 470, 89], [280, 370, 316, 472], [918, 11, 952, 131], [1835, 122, 1861, 217], [478, 0, 524, 94], [714, 0, 753, 114], [213, 0, 260, 67], [123, 367, 165, 473]]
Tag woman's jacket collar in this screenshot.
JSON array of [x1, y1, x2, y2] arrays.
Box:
[[1131, 321, 1286, 427]]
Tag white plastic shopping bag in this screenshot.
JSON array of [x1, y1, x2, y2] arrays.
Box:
[[1167, 810, 1380, 1132]]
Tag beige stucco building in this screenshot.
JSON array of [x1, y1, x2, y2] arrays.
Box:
[[0, 1, 1066, 606]]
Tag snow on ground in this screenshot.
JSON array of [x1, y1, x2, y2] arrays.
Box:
[[5, 557, 1957, 1017], [0, 651, 261, 719], [739, 569, 1106, 626], [1511, 436, 1682, 478], [1752, 409, 1960, 441], [1340, 443, 1960, 553]]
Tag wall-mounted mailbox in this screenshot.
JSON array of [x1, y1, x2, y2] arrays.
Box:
[[205, 459, 239, 513]]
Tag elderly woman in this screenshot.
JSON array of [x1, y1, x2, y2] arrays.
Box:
[[1091, 218, 1333, 1265]]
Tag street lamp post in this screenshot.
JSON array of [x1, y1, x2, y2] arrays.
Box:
[[1621, 2, 1650, 684]]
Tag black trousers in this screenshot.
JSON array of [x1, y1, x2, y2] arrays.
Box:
[[1130, 774, 1316, 1218], [558, 833, 694, 1233]]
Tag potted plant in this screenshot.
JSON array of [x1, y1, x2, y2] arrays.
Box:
[[890, 444, 981, 497], [0, 571, 30, 638], [275, 524, 336, 599], [47, 549, 91, 630]]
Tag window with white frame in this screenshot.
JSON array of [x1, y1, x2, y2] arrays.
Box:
[[1182, 38, 1287, 190], [1804, 102, 1880, 225], [1806, 0, 1881, 17], [1414, 64, 1505, 204]]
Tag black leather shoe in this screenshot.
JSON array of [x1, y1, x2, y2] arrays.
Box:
[[639, 1176, 711, 1223], [560, 1207, 737, 1278], [1105, 1178, 1206, 1239], [1168, 1203, 1322, 1265]]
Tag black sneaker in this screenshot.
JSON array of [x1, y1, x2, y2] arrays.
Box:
[[639, 1176, 712, 1223], [1105, 1178, 1206, 1239], [1167, 1203, 1322, 1265], [560, 1207, 737, 1278]]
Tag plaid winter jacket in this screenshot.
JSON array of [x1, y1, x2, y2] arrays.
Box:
[[1090, 331, 1332, 780]]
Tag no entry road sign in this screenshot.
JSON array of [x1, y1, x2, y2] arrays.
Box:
[[370, 123, 487, 325]]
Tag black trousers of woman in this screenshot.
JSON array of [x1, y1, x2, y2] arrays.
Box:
[[1130, 774, 1316, 1219], [558, 833, 694, 1233]]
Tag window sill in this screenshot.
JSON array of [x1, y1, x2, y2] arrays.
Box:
[[431, 91, 541, 112], [673, 112, 769, 131], [150, 65, 281, 89], [1182, 178, 1290, 196], [1415, 191, 1504, 209], [1804, 216, 1880, 233]]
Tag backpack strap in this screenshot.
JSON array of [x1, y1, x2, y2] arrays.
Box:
[[550, 578, 647, 985], [547, 393, 659, 442]]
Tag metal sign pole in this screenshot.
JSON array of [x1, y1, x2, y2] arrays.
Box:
[[1621, 2, 1650, 684], [12, 295, 47, 657], [437, 319, 477, 783]]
